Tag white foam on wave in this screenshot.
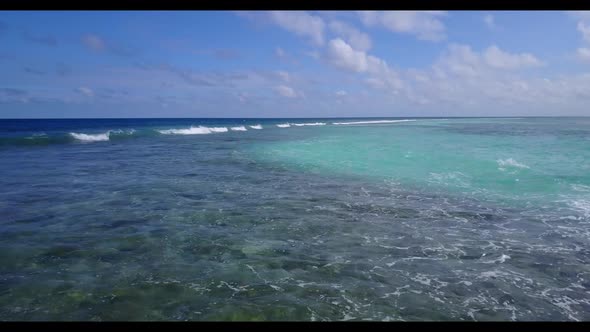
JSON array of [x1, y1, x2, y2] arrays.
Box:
[[332, 119, 416, 125], [571, 184, 590, 192], [277, 123, 291, 128], [568, 199, 590, 218], [157, 126, 229, 135], [110, 129, 136, 135], [230, 126, 247, 131], [497, 158, 530, 169], [249, 124, 263, 130], [293, 122, 326, 126], [70, 132, 110, 142], [158, 127, 212, 135], [70, 128, 138, 142]]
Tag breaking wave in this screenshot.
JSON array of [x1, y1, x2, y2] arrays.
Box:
[[158, 126, 228, 135], [332, 120, 416, 125], [293, 122, 326, 126], [70, 132, 110, 142]]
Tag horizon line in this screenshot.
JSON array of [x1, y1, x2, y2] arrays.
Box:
[[1, 116, 588, 120]]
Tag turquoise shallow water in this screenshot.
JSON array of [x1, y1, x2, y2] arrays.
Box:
[[253, 118, 590, 206], [0, 117, 589, 320]]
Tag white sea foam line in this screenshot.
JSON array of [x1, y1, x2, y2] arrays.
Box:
[[571, 184, 590, 192], [157, 126, 228, 135], [69, 127, 140, 142], [568, 199, 590, 218], [70, 132, 110, 142], [230, 126, 247, 131], [277, 123, 291, 128], [292, 122, 326, 126], [332, 119, 416, 125], [249, 124, 263, 129]]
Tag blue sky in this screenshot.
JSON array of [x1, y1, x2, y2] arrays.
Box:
[[1, 10, 590, 118]]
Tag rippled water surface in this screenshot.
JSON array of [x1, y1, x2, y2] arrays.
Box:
[[1, 117, 589, 321]]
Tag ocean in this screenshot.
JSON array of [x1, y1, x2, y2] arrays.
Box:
[[0, 117, 589, 321]]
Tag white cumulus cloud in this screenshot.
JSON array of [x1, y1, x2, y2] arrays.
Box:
[[328, 20, 372, 51], [325, 38, 370, 72], [358, 11, 447, 41], [325, 38, 402, 92], [435, 44, 482, 77], [483, 45, 544, 69], [435, 44, 543, 77], [268, 11, 325, 46]]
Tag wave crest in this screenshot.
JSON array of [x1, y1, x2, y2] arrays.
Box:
[[333, 120, 415, 125], [158, 126, 228, 135], [293, 122, 326, 126], [230, 126, 247, 131], [70, 132, 110, 142], [277, 124, 291, 128], [249, 124, 263, 130]]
